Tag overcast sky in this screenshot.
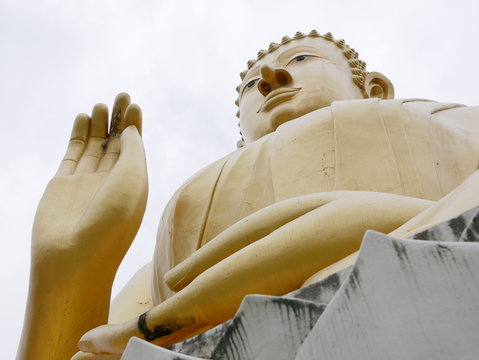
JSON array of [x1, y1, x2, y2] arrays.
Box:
[[1, 0, 478, 357]]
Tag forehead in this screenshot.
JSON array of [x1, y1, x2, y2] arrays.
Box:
[[242, 37, 347, 83]]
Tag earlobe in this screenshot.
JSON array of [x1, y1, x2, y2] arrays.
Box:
[[363, 72, 395, 100]]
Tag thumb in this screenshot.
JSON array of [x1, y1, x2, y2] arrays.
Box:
[[124, 104, 142, 136], [116, 125, 147, 174]]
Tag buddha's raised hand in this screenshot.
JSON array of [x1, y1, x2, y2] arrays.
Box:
[[32, 93, 148, 277], [17, 93, 148, 360]]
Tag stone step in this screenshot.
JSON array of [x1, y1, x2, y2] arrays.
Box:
[[296, 231, 479, 360]]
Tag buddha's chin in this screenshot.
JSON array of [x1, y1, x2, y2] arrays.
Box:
[[269, 103, 319, 131], [269, 105, 299, 131], [269, 94, 335, 132]]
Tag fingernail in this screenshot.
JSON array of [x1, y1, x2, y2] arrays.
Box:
[[78, 336, 95, 352]]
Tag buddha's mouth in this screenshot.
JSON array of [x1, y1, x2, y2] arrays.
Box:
[[258, 88, 301, 113]]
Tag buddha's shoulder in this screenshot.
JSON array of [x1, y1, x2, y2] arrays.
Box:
[[285, 98, 475, 125], [274, 98, 478, 139], [327, 98, 472, 112]]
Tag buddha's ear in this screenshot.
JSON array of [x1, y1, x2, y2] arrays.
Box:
[[363, 71, 394, 100]]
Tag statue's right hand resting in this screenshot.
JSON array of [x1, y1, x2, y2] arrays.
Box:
[[31, 92, 148, 280]]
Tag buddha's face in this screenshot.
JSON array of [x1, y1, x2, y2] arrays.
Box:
[[238, 37, 364, 143]]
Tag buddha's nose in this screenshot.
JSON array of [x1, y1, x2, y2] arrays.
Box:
[[258, 64, 293, 96]]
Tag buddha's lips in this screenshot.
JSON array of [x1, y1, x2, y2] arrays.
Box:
[[258, 88, 301, 113]]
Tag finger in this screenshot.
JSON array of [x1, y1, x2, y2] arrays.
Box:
[[124, 104, 142, 136], [96, 93, 130, 172], [97, 123, 145, 173], [56, 113, 90, 177], [90, 103, 109, 138], [109, 92, 131, 137], [78, 321, 141, 355], [71, 351, 121, 360], [97, 137, 120, 172], [75, 103, 109, 173]]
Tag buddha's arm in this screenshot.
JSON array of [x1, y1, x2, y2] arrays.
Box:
[[17, 94, 148, 360], [164, 191, 432, 292], [167, 166, 479, 293], [75, 192, 432, 355], [304, 167, 479, 286], [165, 193, 350, 291], [390, 168, 479, 237]]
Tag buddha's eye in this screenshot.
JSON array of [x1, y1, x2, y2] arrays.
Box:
[[293, 55, 312, 62], [287, 55, 315, 66], [240, 79, 259, 97]]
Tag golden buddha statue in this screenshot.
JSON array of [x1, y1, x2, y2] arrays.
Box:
[[17, 31, 479, 359]]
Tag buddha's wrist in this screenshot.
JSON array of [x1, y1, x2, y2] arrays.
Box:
[[29, 250, 118, 303], [20, 268, 112, 360], [30, 234, 123, 282]]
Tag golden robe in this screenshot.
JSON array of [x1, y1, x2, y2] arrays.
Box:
[[152, 98, 479, 303]]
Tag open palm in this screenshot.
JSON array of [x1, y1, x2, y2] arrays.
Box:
[[32, 93, 148, 275]]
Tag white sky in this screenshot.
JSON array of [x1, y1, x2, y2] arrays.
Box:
[[1, 0, 478, 357]]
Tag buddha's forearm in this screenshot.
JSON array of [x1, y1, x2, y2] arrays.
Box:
[[390, 169, 479, 238], [78, 192, 434, 354], [165, 193, 337, 292], [166, 191, 434, 293], [17, 260, 115, 360]]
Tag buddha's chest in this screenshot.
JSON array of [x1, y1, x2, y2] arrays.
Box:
[[200, 105, 479, 244]]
